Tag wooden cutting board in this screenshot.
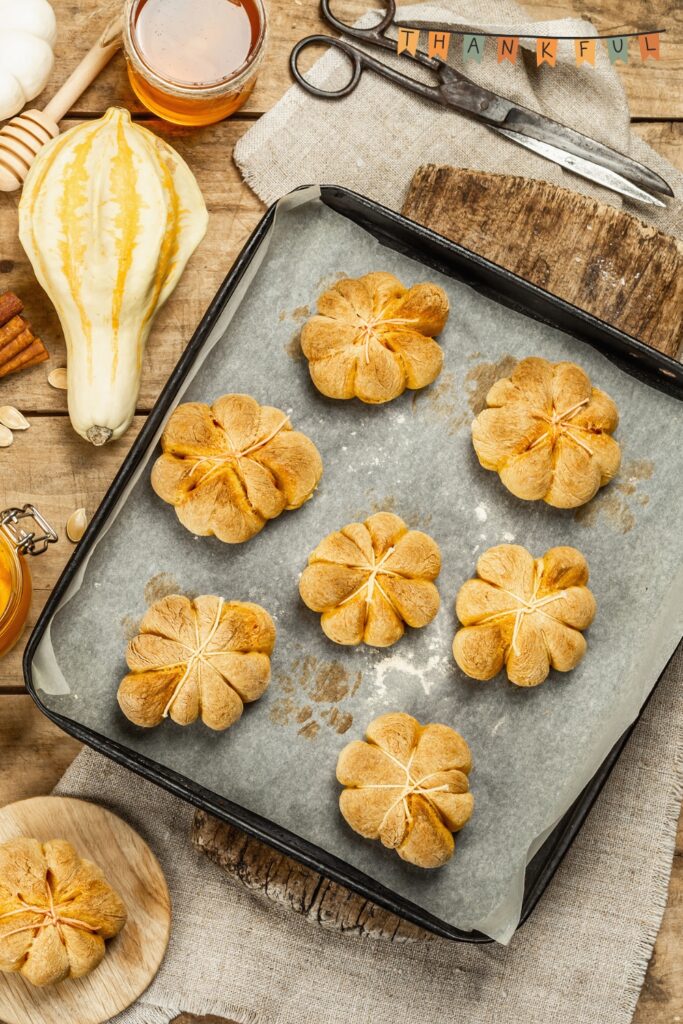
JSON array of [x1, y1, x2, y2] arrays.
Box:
[[0, 797, 171, 1024], [191, 169, 683, 941]]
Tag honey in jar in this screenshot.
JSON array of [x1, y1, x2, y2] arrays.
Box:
[[0, 506, 57, 658], [123, 0, 267, 126]]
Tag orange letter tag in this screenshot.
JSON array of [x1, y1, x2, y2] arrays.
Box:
[[497, 36, 519, 64], [427, 31, 450, 60], [638, 32, 661, 60], [574, 38, 596, 66], [397, 28, 419, 56], [536, 38, 558, 66]]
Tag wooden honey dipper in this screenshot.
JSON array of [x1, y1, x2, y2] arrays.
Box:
[[0, 16, 123, 192]]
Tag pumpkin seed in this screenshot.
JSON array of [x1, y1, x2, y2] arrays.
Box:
[[66, 507, 88, 543], [0, 424, 14, 448], [0, 406, 29, 431], [48, 367, 68, 390]]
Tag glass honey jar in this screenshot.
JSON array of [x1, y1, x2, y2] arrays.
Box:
[[123, 0, 267, 127], [0, 506, 57, 658]]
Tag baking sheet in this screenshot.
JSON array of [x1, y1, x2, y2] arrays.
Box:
[[31, 192, 683, 942]]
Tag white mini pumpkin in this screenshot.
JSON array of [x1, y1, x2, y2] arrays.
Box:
[[0, 0, 57, 121]]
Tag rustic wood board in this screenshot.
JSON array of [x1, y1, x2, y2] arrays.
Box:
[[192, 812, 430, 942], [171, 1016, 239, 1024], [403, 165, 683, 358], [1, 0, 681, 1014], [0, 796, 170, 1024]]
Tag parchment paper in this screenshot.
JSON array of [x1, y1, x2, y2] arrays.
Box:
[[31, 192, 683, 942]]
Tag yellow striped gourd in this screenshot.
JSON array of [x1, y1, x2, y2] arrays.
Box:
[[19, 107, 208, 445]]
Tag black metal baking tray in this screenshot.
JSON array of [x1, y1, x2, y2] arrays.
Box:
[[24, 185, 683, 943]]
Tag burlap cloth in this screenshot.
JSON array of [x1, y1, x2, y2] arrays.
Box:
[[54, 3, 682, 1020]]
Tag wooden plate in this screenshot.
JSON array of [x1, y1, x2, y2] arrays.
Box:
[[0, 796, 171, 1024]]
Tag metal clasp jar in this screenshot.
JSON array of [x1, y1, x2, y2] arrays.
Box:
[[0, 505, 57, 658]]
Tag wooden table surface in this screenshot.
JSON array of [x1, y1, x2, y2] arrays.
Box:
[[0, 1, 680, 1020]]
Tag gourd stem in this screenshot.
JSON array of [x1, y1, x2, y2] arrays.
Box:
[[86, 425, 114, 446]]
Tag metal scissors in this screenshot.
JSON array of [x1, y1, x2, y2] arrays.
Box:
[[290, 0, 673, 206]]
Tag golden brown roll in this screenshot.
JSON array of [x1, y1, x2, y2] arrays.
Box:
[[301, 272, 448, 403], [151, 394, 323, 543], [118, 594, 276, 730], [471, 356, 620, 508], [453, 543, 596, 687], [0, 837, 126, 986], [337, 712, 474, 869], [299, 512, 441, 648]]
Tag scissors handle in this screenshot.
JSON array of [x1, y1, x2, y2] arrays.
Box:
[[318, 0, 437, 69], [290, 35, 443, 103], [320, 0, 396, 44]]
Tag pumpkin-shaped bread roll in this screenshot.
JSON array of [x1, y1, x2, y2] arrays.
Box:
[[337, 712, 474, 869], [151, 394, 323, 543], [300, 272, 449, 404], [118, 594, 276, 730], [0, 837, 126, 987], [471, 357, 621, 509], [453, 544, 596, 687], [299, 512, 441, 648]]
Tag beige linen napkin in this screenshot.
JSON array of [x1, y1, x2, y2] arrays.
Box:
[[234, 0, 683, 238], [53, 644, 682, 1024]]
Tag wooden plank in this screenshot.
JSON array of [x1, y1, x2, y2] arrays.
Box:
[[0, 119, 264, 415], [634, 807, 683, 1021], [0, 697, 81, 804], [633, 121, 683, 168], [35, 0, 683, 120]]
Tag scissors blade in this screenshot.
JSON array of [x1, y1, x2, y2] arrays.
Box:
[[494, 127, 666, 207], [500, 108, 673, 198]]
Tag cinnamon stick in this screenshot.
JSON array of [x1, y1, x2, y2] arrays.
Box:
[[0, 317, 31, 352], [0, 327, 37, 366], [21, 350, 51, 371], [0, 291, 50, 376], [0, 292, 23, 326], [0, 338, 49, 378]]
